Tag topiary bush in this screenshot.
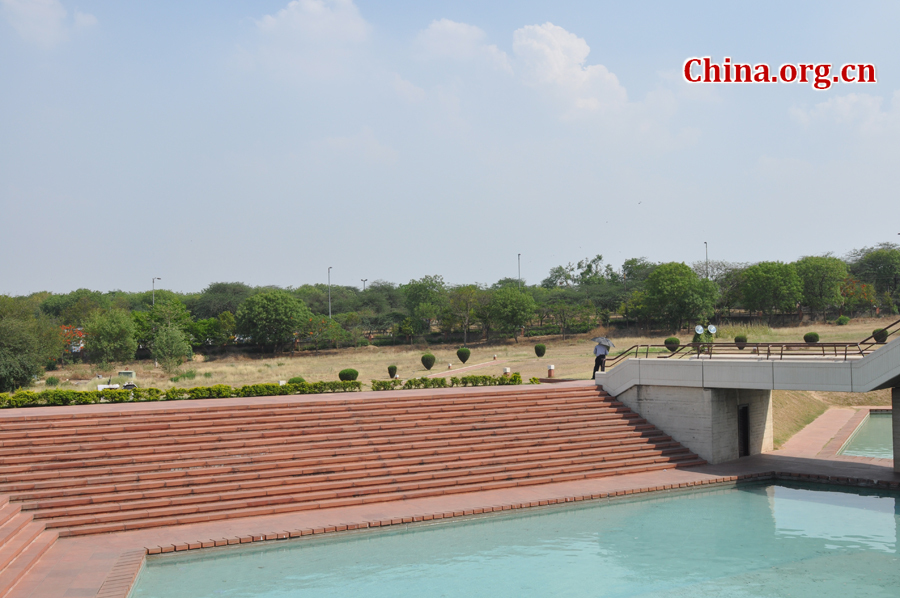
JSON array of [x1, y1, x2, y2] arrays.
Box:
[[803, 332, 820, 344], [664, 337, 680, 352], [534, 344, 546, 358], [288, 376, 305, 384], [387, 364, 397, 378], [734, 334, 748, 349], [873, 328, 888, 343], [45, 376, 60, 387], [338, 368, 358, 381], [456, 347, 471, 364], [836, 315, 850, 326], [421, 354, 435, 370]]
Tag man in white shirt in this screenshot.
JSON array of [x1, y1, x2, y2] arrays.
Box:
[[592, 342, 609, 378]]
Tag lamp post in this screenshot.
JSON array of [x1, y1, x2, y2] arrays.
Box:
[[704, 242, 709, 279], [361, 279, 367, 292], [327, 267, 332, 319], [152, 277, 161, 305], [517, 254, 521, 290]]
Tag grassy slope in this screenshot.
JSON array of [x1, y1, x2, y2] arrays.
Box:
[[772, 388, 892, 449]]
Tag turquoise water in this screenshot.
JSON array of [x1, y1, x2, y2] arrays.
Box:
[[840, 413, 894, 459], [132, 483, 900, 598]]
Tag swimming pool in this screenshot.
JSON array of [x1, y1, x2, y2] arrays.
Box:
[[131, 482, 900, 598], [840, 412, 894, 459]]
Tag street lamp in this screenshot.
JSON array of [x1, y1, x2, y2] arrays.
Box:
[[152, 277, 161, 305], [327, 267, 332, 319], [361, 279, 367, 291], [517, 254, 521, 290], [704, 242, 709, 279]]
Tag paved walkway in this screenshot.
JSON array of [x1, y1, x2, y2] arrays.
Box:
[[7, 402, 897, 598]]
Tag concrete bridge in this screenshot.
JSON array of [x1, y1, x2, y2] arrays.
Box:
[[595, 337, 900, 470]]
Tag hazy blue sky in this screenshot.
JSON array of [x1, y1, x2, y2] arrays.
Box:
[[2, 1, 898, 295]]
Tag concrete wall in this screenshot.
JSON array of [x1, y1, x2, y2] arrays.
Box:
[[617, 385, 773, 464]]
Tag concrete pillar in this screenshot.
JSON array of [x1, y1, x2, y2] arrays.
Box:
[[893, 388, 900, 473]]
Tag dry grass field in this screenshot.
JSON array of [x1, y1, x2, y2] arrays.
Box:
[[40, 317, 894, 447]]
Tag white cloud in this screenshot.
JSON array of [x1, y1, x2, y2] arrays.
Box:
[[1, 0, 95, 49], [392, 74, 426, 103], [321, 127, 397, 165], [415, 19, 511, 72], [254, 0, 369, 77], [512, 23, 626, 113], [791, 92, 900, 134]]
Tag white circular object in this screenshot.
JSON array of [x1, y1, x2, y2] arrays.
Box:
[[708, 325, 717, 335], [695, 325, 704, 334]]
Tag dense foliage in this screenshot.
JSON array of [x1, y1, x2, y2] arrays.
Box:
[[2, 243, 897, 391]]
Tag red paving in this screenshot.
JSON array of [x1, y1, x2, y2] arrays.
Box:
[[2, 385, 898, 598]]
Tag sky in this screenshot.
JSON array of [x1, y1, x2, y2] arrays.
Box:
[[1, 0, 899, 295]]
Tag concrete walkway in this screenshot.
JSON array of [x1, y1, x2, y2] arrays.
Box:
[[7, 399, 898, 598]]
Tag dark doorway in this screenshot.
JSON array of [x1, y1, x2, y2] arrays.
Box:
[[737, 405, 750, 457]]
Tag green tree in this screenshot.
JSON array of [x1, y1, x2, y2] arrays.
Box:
[[402, 275, 447, 331], [448, 285, 479, 345], [151, 324, 192, 372], [236, 290, 312, 351], [191, 282, 256, 319], [644, 262, 717, 331], [794, 256, 848, 320], [740, 262, 803, 316], [490, 287, 536, 342], [0, 318, 44, 392], [849, 244, 900, 301], [83, 309, 138, 364]]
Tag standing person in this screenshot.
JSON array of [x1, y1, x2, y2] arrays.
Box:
[[592, 342, 609, 377]]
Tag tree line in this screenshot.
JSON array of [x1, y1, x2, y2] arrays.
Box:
[[1, 243, 898, 391]]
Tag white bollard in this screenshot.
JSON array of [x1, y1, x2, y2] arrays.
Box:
[[548, 365, 555, 378], [503, 367, 511, 375]]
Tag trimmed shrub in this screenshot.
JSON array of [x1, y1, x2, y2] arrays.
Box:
[[873, 328, 888, 343], [387, 365, 397, 378], [529, 377, 541, 384], [534, 344, 546, 358], [338, 368, 359, 381], [45, 359, 58, 372], [835, 315, 850, 326], [45, 376, 60, 387], [456, 347, 471, 364], [664, 337, 680, 352], [734, 334, 748, 349], [803, 332, 820, 344], [288, 376, 306, 384], [421, 354, 436, 370]]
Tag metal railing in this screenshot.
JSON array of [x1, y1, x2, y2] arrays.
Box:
[[605, 316, 900, 366]]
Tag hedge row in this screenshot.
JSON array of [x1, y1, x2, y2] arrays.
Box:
[[0, 380, 363, 409], [370, 373, 523, 391]]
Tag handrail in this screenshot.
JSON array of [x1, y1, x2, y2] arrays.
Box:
[[606, 341, 880, 364], [858, 316, 900, 345]]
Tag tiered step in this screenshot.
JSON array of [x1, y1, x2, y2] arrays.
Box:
[[0, 495, 57, 597], [0, 385, 704, 540]]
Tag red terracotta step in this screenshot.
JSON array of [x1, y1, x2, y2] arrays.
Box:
[[52, 456, 705, 537], [8, 433, 678, 500], [32, 449, 695, 526], [3, 431, 674, 501], [0, 530, 57, 598], [1, 387, 610, 429], [0, 412, 647, 467], [0, 520, 44, 571], [0, 403, 627, 455], [21, 442, 689, 512], [0, 395, 615, 443]]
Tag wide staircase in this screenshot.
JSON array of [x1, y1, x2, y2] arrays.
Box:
[[0, 383, 703, 591]]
